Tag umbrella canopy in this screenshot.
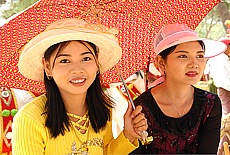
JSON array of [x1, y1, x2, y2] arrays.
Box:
[[0, 0, 221, 94]]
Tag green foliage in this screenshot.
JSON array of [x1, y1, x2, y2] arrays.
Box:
[[195, 21, 226, 40], [1, 0, 39, 19], [195, 1, 230, 40], [0, 0, 6, 5]]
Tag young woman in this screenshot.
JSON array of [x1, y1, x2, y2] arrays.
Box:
[[130, 23, 226, 154], [12, 18, 147, 155]]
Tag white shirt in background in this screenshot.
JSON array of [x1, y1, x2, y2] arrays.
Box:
[[205, 53, 230, 91]]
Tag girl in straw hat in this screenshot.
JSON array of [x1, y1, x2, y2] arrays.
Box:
[[130, 23, 226, 154], [12, 18, 147, 155]]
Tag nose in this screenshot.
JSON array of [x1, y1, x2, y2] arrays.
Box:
[[187, 59, 198, 69], [71, 70, 80, 74], [70, 63, 84, 74]]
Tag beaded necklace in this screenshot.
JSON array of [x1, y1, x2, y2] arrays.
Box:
[[67, 112, 89, 155], [67, 112, 89, 134], [67, 112, 104, 155]]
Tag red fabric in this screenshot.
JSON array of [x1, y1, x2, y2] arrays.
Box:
[[0, 0, 221, 94]]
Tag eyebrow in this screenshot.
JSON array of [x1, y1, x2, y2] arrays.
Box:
[[174, 50, 204, 54], [56, 51, 93, 58]]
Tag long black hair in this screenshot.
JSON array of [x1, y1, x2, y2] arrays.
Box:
[[43, 40, 114, 138]]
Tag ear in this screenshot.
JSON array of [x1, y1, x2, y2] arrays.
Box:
[[42, 58, 52, 76], [154, 55, 165, 75], [154, 55, 165, 68]]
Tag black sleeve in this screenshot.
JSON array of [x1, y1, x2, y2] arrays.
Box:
[[197, 95, 222, 153]]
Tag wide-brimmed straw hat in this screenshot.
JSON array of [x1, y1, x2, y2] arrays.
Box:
[[154, 23, 226, 58], [18, 18, 122, 81]]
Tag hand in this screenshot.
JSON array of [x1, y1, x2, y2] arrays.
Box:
[[123, 101, 148, 143]]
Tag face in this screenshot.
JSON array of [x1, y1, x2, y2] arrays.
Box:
[[43, 41, 99, 96], [157, 41, 206, 85]]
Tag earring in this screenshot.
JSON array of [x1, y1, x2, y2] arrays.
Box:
[[96, 70, 100, 75], [47, 75, 53, 80]]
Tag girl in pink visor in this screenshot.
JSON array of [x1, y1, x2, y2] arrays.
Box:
[[130, 23, 226, 154]]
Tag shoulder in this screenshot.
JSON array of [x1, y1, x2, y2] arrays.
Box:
[[14, 94, 47, 124], [194, 87, 220, 105], [194, 87, 221, 114], [194, 87, 219, 100]]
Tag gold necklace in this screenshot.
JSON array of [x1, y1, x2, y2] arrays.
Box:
[[68, 113, 104, 154], [67, 112, 89, 133], [163, 90, 189, 118], [68, 112, 89, 155], [70, 128, 89, 155]]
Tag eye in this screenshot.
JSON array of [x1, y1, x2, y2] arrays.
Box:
[[178, 55, 187, 58], [197, 54, 204, 58], [60, 59, 70, 63], [82, 57, 92, 61]]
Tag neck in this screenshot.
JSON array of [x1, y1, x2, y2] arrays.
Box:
[[161, 82, 194, 118], [161, 82, 194, 104], [61, 93, 88, 116]]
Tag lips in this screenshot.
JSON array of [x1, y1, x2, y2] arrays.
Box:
[[70, 79, 85, 83], [70, 78, 86, 85], [185, 71, 198, 77]]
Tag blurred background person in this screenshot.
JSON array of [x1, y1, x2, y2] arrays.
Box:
[[204, 36, 230, 155], [205, 36, 230, 116]]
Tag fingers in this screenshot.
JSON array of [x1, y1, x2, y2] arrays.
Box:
[[123, 104, 148, 142], [131, 106, 148, 134], [133, 117, 147, 128], [132, 112, 145, 125], [131, 105, 142, 117], [124, 100, 134, 117], [133, 117, 148, 133], [131, 105, 144, 124]]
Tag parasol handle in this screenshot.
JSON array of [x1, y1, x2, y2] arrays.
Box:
[[115, 65, 136, 109], [115, 65, 153, 145]]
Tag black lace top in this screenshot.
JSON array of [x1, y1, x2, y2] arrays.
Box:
[[130, 87, 221, 154]]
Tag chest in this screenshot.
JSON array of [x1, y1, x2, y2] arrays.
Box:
[[44, 128, 105, 155]]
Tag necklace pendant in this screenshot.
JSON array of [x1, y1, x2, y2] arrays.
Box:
[[75, 149, 89, 155], [70, 142, 89, 155], [77, 144, 89, 155], [81, 150, 89, 155], [179, 113, 182, 117], [80, 146, 89, 155]]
